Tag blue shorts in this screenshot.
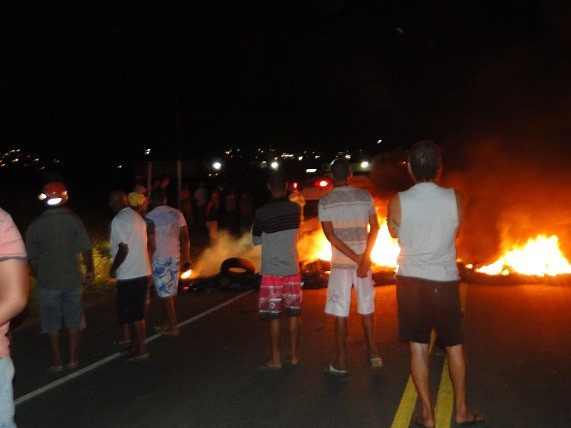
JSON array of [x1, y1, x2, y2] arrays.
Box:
[[117, 276, 150, 324], [152, 257, 179, 298], [38, 287, 86, 334], [0, 358, 15, 428]]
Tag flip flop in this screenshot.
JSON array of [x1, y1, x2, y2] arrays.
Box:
[[127, 352, 149, 362], [325, 362, 348, 375], [369, 356, 383, 368], [457, 411, 485, 426], [259, 360, 282, 370]]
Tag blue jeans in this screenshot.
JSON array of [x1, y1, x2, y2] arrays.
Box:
[[0, 357, 15, 428]]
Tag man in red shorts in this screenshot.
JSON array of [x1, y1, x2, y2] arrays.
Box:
[[252, 172, 302, 369]]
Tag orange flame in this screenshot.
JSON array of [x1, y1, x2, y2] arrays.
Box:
[[476, 234, 571, 276], [300, 218, 400, 268]]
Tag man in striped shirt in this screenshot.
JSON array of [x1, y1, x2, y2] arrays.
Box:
[[318, 158, 382, 374], [252, 172, 302, 369]]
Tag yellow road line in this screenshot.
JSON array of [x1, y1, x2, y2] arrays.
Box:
[[435, 357, 453, 428], [391, 283, 468, 428]]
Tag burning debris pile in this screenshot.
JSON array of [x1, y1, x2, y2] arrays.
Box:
[[297, 217, 571, 286]]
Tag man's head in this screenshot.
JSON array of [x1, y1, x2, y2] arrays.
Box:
[[330, 158, 352, 182], [109, 190, 128, 214], [151, 188, 167, 207], [39, 182, 68, 207], [128, 192, 147, 212], [408, 140, 442, 183], [267, 171, 288, 196]]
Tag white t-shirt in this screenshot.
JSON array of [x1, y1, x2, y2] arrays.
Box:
[[146, 205, 186, 260], [110, 207, 151, 280]]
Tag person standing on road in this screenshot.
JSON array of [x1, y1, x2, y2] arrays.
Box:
[[0, 207, 29, 427], [113, 192, 156, 348], [193, 180, 208, 233], [108, 190, 152, 361], [318, 158, 382, 374], [26, 181, 94, 371], [205, 189, 221, 242], [252, 172, 303, 369], [387, 140, 485, 427], [146, 189, 190, 336]]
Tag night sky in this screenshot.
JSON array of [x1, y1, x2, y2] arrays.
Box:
[[2, 1, 570, 164]]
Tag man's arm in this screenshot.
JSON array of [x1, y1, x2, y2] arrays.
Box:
[[109, 243, 128, 279], [357, 213, 380, 278], [82, 249, 95, 287], [251, 215, 262, 246], [387, 194, 401, 239], [0, 259, 29, 325], [321, 221, 362, 264], [454, 189, 464, 237]]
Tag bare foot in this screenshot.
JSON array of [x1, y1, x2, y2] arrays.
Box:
[[287, 354, 300, 365], [411, 412, 435, 428], [456, 409, 485, 425]]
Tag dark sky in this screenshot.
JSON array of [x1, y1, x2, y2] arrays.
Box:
[[2, 1, 570, 163]]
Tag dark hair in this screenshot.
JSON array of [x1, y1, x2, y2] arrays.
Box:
[[151, 188, 167, 204], [330, 158, 351, 180], [267, 171, 287, 192], [408, 140, 442, 182]]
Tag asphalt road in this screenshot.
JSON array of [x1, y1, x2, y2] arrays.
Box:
[[10, 279, 571, 428]]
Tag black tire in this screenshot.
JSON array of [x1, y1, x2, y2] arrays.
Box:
[[220, 257, 256, 278]]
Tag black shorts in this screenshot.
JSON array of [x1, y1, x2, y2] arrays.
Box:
[[117, 276, 150, 324], [396, 275, 464, 347]]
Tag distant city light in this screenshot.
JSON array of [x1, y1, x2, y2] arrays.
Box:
[[212, 161, 222, 171], [377, 139, 383, 144], [360, 161, 370, 169], [144, 148, 151, 155], [306, 168, 317, 173], [270, 161, 279, 170]]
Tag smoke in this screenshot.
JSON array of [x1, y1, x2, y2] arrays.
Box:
[[442, 37, 571, 263], [444, 135, 571, 264], [191, 231, 261, 277]]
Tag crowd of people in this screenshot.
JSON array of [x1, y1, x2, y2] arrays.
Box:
[[0, 140, 485, 427]]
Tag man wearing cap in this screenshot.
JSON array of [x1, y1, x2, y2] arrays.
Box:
[[109, 190, 152, 360], [26, 181, 94, 371]]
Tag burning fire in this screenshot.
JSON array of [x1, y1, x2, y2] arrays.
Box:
[[301, 220, 571, 279], [301, 218, 400, 268], [475, 234, 571, 276]]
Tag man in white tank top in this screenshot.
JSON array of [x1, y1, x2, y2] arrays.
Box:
[[387, 141, 485, 427]]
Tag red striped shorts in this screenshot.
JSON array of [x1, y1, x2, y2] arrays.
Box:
[[258, 273, 303, 319]]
